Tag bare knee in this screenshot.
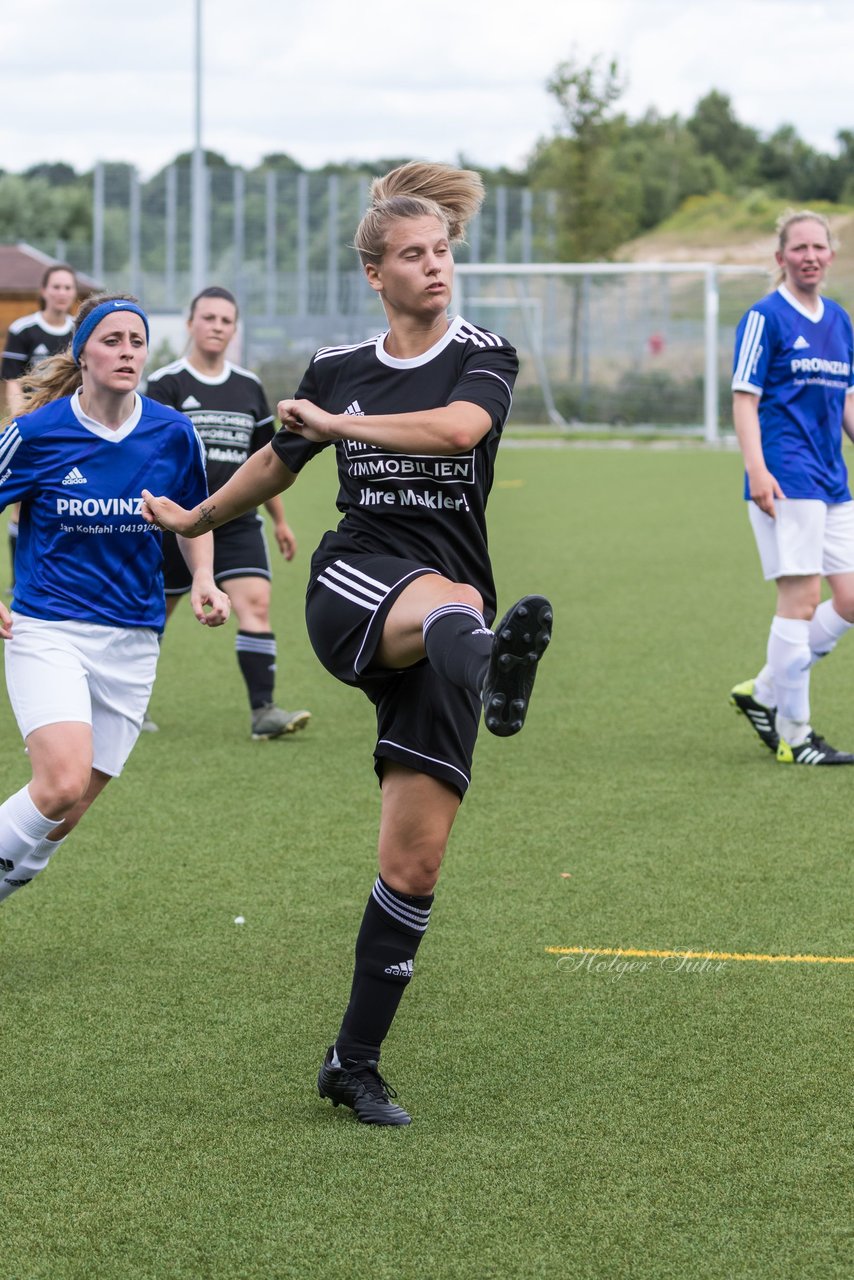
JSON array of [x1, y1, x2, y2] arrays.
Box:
[[29, 767, 91, 820], [380, 846, 446, 896], [776, 576, 821, 620], [439, 581, 483, 614]]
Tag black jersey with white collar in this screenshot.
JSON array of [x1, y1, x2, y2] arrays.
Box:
[[146, 358, 274, 498], [1, 312, 74, 381], [271, 315, 518, 613]]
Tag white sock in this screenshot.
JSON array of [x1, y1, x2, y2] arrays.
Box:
[[753, 664, 776, 708], [0, 833, 68, 902], [767, 617, 811, 743], [0, 786, 63, 902], [809, 600, 852, 666]]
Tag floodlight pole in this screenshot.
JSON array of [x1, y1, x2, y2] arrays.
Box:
[[190, 0, 206, 297]]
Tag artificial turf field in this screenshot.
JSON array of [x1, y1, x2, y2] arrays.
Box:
[[1, 443, 851, 1280]]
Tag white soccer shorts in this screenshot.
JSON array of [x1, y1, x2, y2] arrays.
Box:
[[748, 498, 854, 580], [4, 614, 159, 777]]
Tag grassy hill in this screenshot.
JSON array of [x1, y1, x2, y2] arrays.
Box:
[[619, 191, 854, 302]]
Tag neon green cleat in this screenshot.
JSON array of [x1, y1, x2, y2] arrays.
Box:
[[730, 680, 778, 752]]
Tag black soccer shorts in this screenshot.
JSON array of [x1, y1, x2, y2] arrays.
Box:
[[305, 534, 481, 797]]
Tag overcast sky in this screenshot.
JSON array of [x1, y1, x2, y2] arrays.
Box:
[[3, 0, 852, 178]]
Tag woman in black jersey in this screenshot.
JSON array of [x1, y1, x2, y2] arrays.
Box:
[[142, 162, 553, 1126], [2, 264, 79, 589], [147, 287, 309, 740]]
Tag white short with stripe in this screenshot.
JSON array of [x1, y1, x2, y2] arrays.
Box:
[[747, 499, 854, 580], [4, 614, 159, 776]]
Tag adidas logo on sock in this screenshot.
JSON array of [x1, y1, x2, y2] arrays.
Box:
[[61, 467, 88, 486], [793, 335, 810, 350], [345, 400, 364, 416], [181, 395, 202, 410], [384, 959, 414, 977]]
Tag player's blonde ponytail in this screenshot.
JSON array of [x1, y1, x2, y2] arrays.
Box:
[[354, 162, 485, 264]]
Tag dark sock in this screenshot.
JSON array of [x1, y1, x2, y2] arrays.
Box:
[[423, 603, 493, 694], [236, 630, 276, 709], [336, 875, 433, 1062]]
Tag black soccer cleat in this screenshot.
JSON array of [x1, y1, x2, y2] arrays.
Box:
[[729, 679, 779, 752], [317, 1047, 411, 1126], [776, 731, 854, 766], [482, 595, 553, 737]]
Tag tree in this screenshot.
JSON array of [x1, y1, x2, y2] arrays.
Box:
[[686, 91, 760, 184], [529, 55, 632, 261]]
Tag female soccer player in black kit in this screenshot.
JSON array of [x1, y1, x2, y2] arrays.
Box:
[[142, 162, 553, 1126]]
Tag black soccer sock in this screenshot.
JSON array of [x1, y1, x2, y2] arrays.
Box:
[[423, 603, 493, 694], [336, 875, 434, 1063], [235, 630, 277, 709]]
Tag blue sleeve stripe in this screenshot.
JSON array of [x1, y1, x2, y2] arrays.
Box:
[[0, 424, 23, 472], [734, 310, 765, 385]]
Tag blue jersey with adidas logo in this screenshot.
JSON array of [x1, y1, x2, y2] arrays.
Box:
[[732, 285, 854, 501], [0, 390, 208, 630]]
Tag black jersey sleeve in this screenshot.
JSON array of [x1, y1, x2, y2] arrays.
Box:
[[1, 328, 31, 381], [249, 380, 275, 455], [145, 372, 181, 409], [269, 356, 332, 473], [446, 341, 519, 430]]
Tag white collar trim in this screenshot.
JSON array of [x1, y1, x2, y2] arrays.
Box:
[[181, 357, 232, 385], [375, 315, 462, 369], [71, 388, 142, 441], [778, 285, 825, 324]]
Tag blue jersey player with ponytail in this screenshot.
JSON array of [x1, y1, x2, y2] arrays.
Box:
[[0, 294, 230, 908], [730, 209, 854, 765]]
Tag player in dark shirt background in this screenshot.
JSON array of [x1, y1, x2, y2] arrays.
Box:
[[147, 287, 309, 740], [1, 264, 78, 591], [142, 163, 553, 1126]]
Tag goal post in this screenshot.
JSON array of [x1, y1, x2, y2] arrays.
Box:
[[453, 262, 769, 443]]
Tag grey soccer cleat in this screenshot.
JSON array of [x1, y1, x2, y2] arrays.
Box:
[[250, 704, 311, 740]]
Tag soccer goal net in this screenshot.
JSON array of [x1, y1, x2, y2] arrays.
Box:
[[452, 262, 770, 441]]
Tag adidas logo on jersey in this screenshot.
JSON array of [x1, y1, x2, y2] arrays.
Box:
[[793, 335, 810, 350], [33, 343, 49, 357], [345, 400, 364, 416], [384, 959, 414, 977], [61, 467, 88, 486], [181, 395, 202, 410]]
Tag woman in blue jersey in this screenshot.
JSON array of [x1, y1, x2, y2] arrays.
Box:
[[142, 162, 553, 1126], [0, 293, 230, 907], [730, 209, 854, 765]]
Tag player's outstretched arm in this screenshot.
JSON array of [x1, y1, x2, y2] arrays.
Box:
[[142, 444, 297, 538], [176, 533, 231, 627]]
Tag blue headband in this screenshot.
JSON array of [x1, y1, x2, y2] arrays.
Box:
[[72, 300, 150, 364]]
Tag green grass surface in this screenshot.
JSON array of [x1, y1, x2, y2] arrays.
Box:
[[2, 447, 851, 1280]]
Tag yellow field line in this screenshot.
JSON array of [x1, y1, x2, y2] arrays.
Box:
[[546, 945, 854, 965]]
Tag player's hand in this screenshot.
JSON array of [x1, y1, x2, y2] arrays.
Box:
[[189, 576, 231, 627], [141, 490, 198, 536], [277, 398, 341, 444], [274, 520, 297, 561], [0, 599, 12, 641], [748, 468, 785, 518]]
